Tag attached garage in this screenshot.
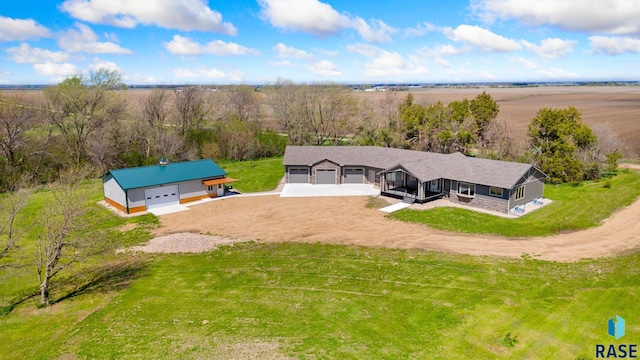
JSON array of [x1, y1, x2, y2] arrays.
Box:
[[288, 168, 309, 183], [344, 168, 364, 184], [144, 185, 179, 209], [316, 169, 336, 184]]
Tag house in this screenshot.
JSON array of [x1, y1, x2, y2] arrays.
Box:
[[283, 146, 546, 214], [103, 159, 235, 214]]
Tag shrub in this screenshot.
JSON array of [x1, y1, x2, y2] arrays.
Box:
[[501, 332, 519, 348]]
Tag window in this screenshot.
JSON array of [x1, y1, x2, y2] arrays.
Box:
[[514, 186, 525, 200], [457, 182, 475, 197], [207, 185, 214, 192], [489, 186, 503, 197]]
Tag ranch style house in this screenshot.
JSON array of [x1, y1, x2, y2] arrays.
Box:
[[283, 146, 546, 214], [103, 159, 235, 214]]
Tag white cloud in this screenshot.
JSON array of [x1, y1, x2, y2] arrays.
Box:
[[313, 48, 339, 57], [404, 22, 437, 37], [351, 18, 396, 43], [58, 23, 132, 54], [436, 57, 452, 68], [514, 56, 540, 69], [125, 73, 158, 84], [259, 0, 350, 37], [444, 25, 521, 52], [537, 67, 579, 79], [269, 60, 299, 67], [33, 62, 79, 77], [589, 35, 640, 55], [259, 0, 396, 42], [60, 0, 237, 35], [173, 67, 243, 81], [347, 43, 428, 78], [273, 43, 314, 60], [88, 58, 124, 73], [419, 43, 469, 57], [521, 38, 575, 59], [472, 0, 640, 36], [163, 35, 259, 56], [0, 16, 50, 41], [305, 60, 342, 77], [7, 43, 70, 63]]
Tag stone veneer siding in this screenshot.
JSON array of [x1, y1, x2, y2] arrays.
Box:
[[449, 189, 509, 213], [311, 160, 340, 185]]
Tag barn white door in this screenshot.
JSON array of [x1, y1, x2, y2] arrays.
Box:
[[144, 185, 179, 209]]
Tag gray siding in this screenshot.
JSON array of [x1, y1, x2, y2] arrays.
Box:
[[509, 168, 545, 209], [103, 175, 126, 208], [510, 179, 544, 208], [178, 179, 207, 200], [448, 180, 509, 213], [476, 184, 509, 200], [127, 188, 146, 209]]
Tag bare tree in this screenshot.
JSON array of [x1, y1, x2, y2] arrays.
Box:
[[43, 69, 126, 167], [378, 91, 400, 129], [592, 123, 634, 159], [223, 85, 259, 122], [270, 83, 358, 146], [173, 86, 207, 137], [36, 173, 93, 306], [0, 187, 32, 262], [0, 93, 40, 190], [141, 88, 171, 129], [270, 81, 311, 145]]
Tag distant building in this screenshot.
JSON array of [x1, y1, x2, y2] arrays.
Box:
[[103, 159, 235, 214]]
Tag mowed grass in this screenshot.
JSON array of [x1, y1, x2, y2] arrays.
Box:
[[2, 243, 640, 359], [390, 170, 640, 237], [218, 157, 284, 193]]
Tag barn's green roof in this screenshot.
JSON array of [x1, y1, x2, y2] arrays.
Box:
[[106, 159, 227, 190]]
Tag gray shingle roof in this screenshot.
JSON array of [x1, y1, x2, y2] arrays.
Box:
[[283, 146, 537, 189]]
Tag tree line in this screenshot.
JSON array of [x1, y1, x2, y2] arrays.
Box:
[[0, 69, 631, 192]]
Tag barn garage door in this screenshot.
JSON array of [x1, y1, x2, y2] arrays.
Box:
[[144, 185, 179, 209], [316, 169, 336, 184], [289, 168, 309, 183], [344, 168, 364, 184]]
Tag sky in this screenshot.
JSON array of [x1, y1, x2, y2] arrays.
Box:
[[1, 0, 640, 85]]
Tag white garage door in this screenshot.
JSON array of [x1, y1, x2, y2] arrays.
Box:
[[144, 185, 179, 209]]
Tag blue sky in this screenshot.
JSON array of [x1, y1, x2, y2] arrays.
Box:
[[1, 0, 640, 85]]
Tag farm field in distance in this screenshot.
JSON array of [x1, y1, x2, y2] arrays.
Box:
[[353, 86, 640, 157], [5, 85, 640, 156]]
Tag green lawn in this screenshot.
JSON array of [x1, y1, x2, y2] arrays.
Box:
[[2, 168, 640, 358], [1, 243, 639, 359], [218, 157, 284, 193], [390, 170, 640, 237]]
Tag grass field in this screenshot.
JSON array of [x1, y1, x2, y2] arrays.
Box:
[[218, 157, 284, 193], [390, 170, 640, 237], [2, 165, 640, 358], [2, 243, 639, 359]]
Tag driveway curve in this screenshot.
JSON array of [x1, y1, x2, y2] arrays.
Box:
[[154, 182, 640, 262]]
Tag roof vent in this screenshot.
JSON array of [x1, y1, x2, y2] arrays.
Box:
[[159, 157, 168, 166]]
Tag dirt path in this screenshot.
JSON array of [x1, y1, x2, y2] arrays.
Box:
[[154, 186, 640, 262]]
